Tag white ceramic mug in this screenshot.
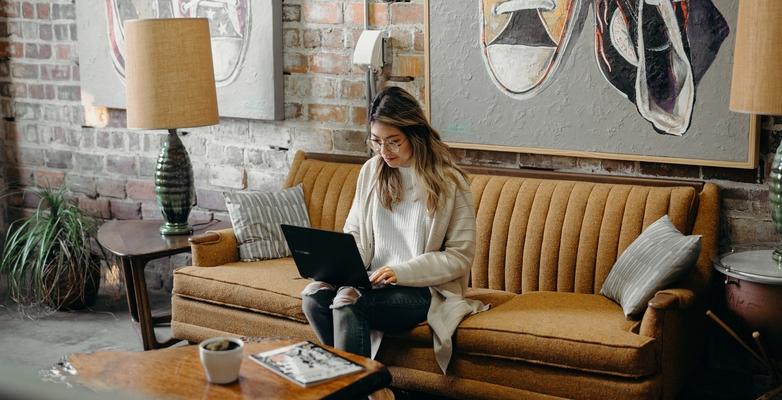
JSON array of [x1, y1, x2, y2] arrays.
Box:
[[198, 337, 244, 384]]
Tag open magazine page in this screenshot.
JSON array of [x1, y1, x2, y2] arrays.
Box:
[[249, 341, 365, 387]]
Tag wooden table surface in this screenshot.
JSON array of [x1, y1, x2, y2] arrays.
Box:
[[68, 338, 391, 400]]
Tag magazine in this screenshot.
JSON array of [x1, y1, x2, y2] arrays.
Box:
[[249, 341, 365, 387]]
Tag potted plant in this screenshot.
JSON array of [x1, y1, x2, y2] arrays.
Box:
[[0, 186, 104, 314]]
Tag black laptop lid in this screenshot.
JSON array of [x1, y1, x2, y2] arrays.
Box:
[[280, 224, 371, 289]]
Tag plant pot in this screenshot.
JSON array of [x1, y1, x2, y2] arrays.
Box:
[[199, 337, 244, 384], [45, 256, 102, 311]]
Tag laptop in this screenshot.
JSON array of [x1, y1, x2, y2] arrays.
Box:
[[280, 224, 372, 289]]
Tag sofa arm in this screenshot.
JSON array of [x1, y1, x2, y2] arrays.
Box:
[[639, 288, 697, 338], [189, 228, 239, 267]]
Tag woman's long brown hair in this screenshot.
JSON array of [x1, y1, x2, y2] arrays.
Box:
[[369, 86, 466, 213]]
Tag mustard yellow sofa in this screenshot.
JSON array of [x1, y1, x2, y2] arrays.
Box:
[[171, 151, 719, 399]]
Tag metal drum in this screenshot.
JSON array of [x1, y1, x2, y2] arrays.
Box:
[[715, 250, 782, 357]]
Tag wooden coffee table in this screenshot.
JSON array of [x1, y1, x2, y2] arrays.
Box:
[[67, 338, 391, 399]]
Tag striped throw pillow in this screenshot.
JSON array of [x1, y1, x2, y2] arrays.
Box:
[[600, 215, 701, 318], [223, 184, 310, 261]]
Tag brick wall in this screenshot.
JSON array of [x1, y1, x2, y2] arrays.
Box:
[[0, 0, 778, 292]]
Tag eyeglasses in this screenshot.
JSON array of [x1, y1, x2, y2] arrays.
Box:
[[367, 137, 406, 154]]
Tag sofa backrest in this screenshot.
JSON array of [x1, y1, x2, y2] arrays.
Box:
[[284, 151, 719, 296]]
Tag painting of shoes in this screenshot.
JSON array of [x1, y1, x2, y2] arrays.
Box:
[[594, 0, 728, 136], [481, 0, 586, 99]]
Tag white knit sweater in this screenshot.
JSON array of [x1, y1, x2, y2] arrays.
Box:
[[370, 167, 431, 273]]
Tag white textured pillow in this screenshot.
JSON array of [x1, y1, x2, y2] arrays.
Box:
[[601, 215, 701, 318], [223, 184, 310, 261]]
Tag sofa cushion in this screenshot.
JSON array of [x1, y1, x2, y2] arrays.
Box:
[[455, 291, 657, 378], [173, 258, 309, 323], [223, 184, 310, 261], [601, 215, 701, 317]]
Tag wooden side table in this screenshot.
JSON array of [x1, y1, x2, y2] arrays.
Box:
[[97, 219, 230, 350], [709, 249, 782, 400]]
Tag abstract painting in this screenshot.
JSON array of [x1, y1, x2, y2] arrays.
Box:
[[76, 0, 283, 120], [428, 0, 756, 168]]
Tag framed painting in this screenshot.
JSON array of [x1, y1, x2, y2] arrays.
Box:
[[76, 0, 283, 120], [425, 0, 758, 168]]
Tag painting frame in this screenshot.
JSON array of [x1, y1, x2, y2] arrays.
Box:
[[424, 0, 759, 169], [76, 0, 283, 121]]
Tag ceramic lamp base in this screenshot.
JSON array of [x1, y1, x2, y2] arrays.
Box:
[[159, 222, 193, 236], [155, 129, 194, 236]]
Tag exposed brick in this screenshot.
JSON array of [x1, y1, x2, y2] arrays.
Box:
[[209, 165, 246, 189], [0, 41, 23, 57], [57, 85, 80, 101], [312, 76, 338, 98], [285, 103, 303, 120], [29, 84, 55, 100], [138, 157, 157, 178], [1, 2, 19, 18], [95, 178, 125, 199], [309, 104, 347, 123], [126, 179, 155, 201], [39, 23, 51, 40], [302, 3, 343, 24], [413, 30, 424, 51], [392, 55, 423, 78], [310, 52, 349, 75], [53, 23, 68, 40], [127, 132, 140, 151], [333, 129, 366, 152], [66, 175, 97, 198], [106, 156, 137, 176], [283, 28, 300, 48], [223, 145, 244, 166], [247, 169, 285, 192], [639, 162, 701, 179], [33, 169, 64, 188], [0, 81, 25, 98], [460, 149, 518, 168], [25, 43, 52, 59], [722, 186, 751, 213], [284, 53, 308, 74], [36, 3, 50, 19], [389, 28, 413, 50], [249, 121, 292, 149], [391, 3, 424, 25], [10, 167, 35, 186], [78, 197, 110, 219], [303, 29, 321, 48], [351, 106, 367, 126], [285, 74, 311, 98], [195, 188, 227, 211], [45, 149, 72, 169], [11, 63, 38, 79], [109, 199, 142, 220], [73, 153, 104, 173], [54, 44, 72, 60], [141, 201, 163, 220], [341, 80, 366, 100], [21, 2, 34, 19], [96, 130, 111, 149], [291, 128, 333, 152], [282, 4, 301, 22], [346, 3, 388, 26], [320, 27, 344, 49], [702, 166, 759, 183], [51, 3, 75, 20]]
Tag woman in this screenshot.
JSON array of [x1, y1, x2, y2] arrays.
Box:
[[301, 86, 487, 374]]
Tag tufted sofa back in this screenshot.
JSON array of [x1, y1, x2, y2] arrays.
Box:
[[284, 152, 719, 296]]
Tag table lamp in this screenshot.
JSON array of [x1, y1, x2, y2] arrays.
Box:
[[729, 0, 782, 262], [125, 18, 219, 235]]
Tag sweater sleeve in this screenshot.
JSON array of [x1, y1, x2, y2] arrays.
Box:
[[343, 158, 374, 267], [391, 182, 476, 287]]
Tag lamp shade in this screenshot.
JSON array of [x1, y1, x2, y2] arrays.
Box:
[[125, 18, 219, 129], [729, 0, 782, 115]]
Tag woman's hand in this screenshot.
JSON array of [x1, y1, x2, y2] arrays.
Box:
[[369, 266, 397, 285]]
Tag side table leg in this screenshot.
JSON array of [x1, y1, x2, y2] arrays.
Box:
[[127, 257, 182, 351], [119, 256, 140, 323]]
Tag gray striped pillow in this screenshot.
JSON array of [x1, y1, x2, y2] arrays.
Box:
[[600, 215, 701, 318], [223, 184, 310, 261]]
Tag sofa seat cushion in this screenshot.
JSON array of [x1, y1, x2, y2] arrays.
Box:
[[388, 287, 517, 344], [455, 291, 657, 378], [173, 258, 309, 323]]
